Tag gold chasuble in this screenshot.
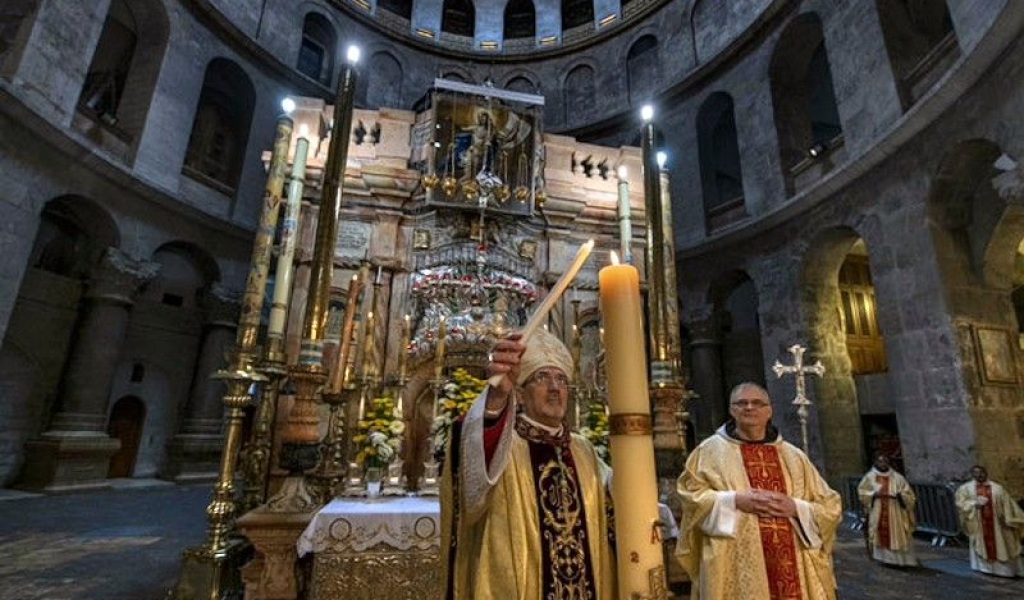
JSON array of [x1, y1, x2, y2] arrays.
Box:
[[676, 425, 841, 600], [441, 390, 615, 600], [856, 468, 918, 566], [955, 480, 1024, 577]]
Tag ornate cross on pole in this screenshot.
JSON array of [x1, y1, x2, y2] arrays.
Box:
[[771, 344, 825, 454]]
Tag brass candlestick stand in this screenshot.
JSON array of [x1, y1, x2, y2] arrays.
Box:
[[173, 106, 293, 600]]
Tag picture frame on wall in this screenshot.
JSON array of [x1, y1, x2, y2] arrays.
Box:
[[973, 326, 1019, 385]]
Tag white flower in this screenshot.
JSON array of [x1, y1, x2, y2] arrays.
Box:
[[368, 431, 388, 446], [389, 420, 405, 435], [387, 437, 401, 450], [377, 443, 395, 462]]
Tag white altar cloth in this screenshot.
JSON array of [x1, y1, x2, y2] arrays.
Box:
[[296, 496, 441, 557]]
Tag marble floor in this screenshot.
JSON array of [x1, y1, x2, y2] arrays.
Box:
[[0, 483, 1022, 599]]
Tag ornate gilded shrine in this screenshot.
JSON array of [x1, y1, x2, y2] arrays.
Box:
[[219, 80, 686, 599]]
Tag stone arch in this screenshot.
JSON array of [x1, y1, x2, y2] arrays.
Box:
[[106, 395, 146, 477], [441, 0, 475, 37], [691, 270, 766, 435], [29, 195, 120, 279], [503, 74, 537, 95], [504, 0, 536, 40], [438, 65, 473, 83], [697, 91, 746, 232], [875, 0, 959, 109], [297, 11, 336, 86], [182, 57, 256, 193], [626, 34, 659, 106], [563, 63, 596, 127], [365, 51, 404, 109], [925, 139, 1024, 491], [75, 0, 169, 154], [799, 226, 877, 479], [769, 12, 843, 181], [142, 241, 219, 311]]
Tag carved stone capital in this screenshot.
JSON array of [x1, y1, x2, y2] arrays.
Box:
[[201, 282, 241, 328], [86, 247, 160, 304], [993, 156, 1024, 204]]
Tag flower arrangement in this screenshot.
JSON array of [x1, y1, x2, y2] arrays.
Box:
[[353, 395, 405, 469], [431, 368, 487, 459], [578, 400, 610, 461]]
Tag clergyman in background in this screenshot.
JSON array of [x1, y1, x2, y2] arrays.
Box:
[[857, 453, 918, 567], [954, 465, 1024, 578]]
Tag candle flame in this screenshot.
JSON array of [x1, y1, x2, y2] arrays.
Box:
[[610, 250, 621, 266]]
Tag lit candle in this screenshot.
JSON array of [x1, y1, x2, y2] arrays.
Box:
[[434, 315, 447, 381], [598, 250, 665, 598], [375, 265, 383, 285], [486, 239, 595, 387], [617, 165, 632, 263]]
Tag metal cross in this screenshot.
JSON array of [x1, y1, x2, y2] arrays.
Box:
[[772, 344, 825, 454]]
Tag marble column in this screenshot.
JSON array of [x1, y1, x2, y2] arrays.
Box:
[[20, 247, 159, 491], [163, 284, 240, 482], [687, 317, 726, 438]]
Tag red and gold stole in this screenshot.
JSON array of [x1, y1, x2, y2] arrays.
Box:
[[740, 444, 802, 600], [877, 475, 891, 549], [977, 483, 997, 559]]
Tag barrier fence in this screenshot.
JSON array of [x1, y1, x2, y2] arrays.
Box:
[[841, 477, 962, 546]]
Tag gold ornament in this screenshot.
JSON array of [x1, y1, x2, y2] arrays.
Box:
[[513, 185, 530, 202], [495, 185, 512, 204], [534, 189, 547, 207], [462, 180, 480, 201], [422, 173, 439, 191], [441, 176, 458, 198]]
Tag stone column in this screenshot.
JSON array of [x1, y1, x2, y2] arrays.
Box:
[[163, 284, 240, 482], [20, 248, 159, 491], [687, 317, 725, 438]]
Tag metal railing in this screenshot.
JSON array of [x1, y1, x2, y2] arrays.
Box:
[[841, 477, 962, 546]]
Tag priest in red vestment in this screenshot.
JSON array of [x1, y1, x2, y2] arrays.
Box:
[[857, 453, 918, 566], [676, 382, 841, 600], [955, 465, 1024, 577]]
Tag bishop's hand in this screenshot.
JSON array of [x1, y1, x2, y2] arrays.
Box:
[[485, 333, 526, 413]]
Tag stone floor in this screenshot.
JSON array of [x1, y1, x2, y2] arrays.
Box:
[[0, 483, 1022, 599]]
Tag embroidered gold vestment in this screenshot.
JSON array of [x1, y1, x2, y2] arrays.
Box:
[[676, 427, 841, 600], [440, 391, 615, 600], [857, 468, 917, 566]]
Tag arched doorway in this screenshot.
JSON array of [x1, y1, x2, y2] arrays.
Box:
[[107, 396, 145, 478]]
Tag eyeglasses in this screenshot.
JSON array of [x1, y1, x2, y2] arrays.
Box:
[[525, 371, 570, 388], [730, 399, 770, 409]]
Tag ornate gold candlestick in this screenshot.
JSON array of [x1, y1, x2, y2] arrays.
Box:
[[275, 46, 360, 510], [242, 129, 310, 511], [174, 102, 293, 599]]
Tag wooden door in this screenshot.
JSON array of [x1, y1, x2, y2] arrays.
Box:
[[107, 396, 145, 478]]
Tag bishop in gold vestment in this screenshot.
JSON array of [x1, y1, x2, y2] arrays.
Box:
[[955, 465, 1024, 577], [441, 329, 615, 599], [857, 455, 918, 567], [677, 383, 841, 600]]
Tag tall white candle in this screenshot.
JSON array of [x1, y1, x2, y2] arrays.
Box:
[[267, 136, 309, 339], [617, 165, 632, 264], [599, 251, 665, 598]]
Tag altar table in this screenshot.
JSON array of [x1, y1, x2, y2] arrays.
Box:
[[296, 496, 441, 600]]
